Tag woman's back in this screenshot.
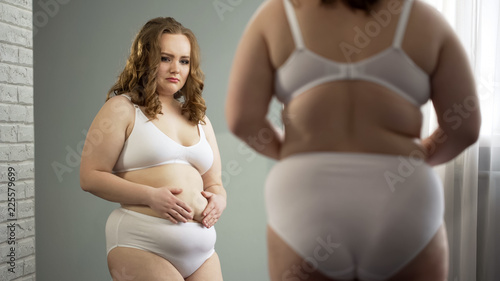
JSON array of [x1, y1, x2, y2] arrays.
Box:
[[244, 0, 445, 159]]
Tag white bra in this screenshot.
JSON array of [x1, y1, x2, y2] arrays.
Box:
[[112, 95, 214, 175]]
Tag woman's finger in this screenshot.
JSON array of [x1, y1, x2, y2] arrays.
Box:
[[202, 190, 214, 198], [175, 205, 193, 220], [204, 210, 219, 226], [164, 212, 178, 224], [203, 204, 215, 217], [169, 210, 186, 223], [175, 199, 193, 213], [203, 213, 214, 227]]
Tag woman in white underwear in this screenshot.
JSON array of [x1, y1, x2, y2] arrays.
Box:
[[80, 17, 226, 280], [226, 0, 480, 280]]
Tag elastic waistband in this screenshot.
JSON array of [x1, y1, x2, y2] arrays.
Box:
[[116, 208, 205, 228]]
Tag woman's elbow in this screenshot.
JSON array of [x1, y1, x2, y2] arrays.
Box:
[[227, 118, 261, 141], [80, 176, 91, 192], [225, 100, 268, 139], [454, 114, 481, 148], [79, 169, 94, 192], [227, 119, 245, 138], [465, 119, 481, 146]]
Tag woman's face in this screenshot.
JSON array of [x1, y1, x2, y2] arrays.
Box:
[[155, 33, 191, 97]]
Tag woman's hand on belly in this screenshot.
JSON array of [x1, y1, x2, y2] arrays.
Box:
[[147, 186, 194, 223], [118, 164, 208, 223], [200, 191, 227, 228]]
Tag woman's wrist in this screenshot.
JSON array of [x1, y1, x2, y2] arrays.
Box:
[[141, 184, 155, 207], [204, 185, 226, 200]]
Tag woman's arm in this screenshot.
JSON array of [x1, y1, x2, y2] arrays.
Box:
[[80, 95, 193, 223], [200, 116, 227, 228], [225, 2, 283, 160], [424, 14, 481, 166]]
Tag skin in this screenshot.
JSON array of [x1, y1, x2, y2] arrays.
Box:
[[226, 0, 480, 280], [80, 33, 225, 280]]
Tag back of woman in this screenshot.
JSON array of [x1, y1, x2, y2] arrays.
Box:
[[227, 0, 480, 280], [259, 0, 444, 158], [227, 0, 478, 162]]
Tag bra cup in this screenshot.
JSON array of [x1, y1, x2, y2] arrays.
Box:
[[112, 108, 214, 174]]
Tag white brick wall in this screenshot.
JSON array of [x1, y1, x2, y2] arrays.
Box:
[[0, 0, 35, 280]]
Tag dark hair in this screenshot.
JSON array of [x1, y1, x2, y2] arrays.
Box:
[[107, 17, 206, 124], [321, 0, 379, 11]]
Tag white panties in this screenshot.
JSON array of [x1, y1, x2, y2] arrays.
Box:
[[106, 208, 216, 278], [265, 152, 444, 281]]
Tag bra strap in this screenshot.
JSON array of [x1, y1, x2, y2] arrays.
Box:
[[283, 0, 305, 49], [197, 123, 206, 139], [393, 0, 414, 48], [120, 94, 139, 108]]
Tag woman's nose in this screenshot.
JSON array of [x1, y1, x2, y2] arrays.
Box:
[[170, 61, 180, 73]]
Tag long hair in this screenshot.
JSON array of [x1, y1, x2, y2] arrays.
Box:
[[107, 17, 206, 124], [321, 0, 379, 11]]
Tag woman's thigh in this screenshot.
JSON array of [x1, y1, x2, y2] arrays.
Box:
[[387, 224, 449, 281], [185, 252, 223, 281], [267, 226, 349, 281], [107, 247, 183, 281]]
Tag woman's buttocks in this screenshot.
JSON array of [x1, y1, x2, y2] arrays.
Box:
[[265, 152, 444, 232], [279, 81, 427, 159], [117, 164, 207, 223]]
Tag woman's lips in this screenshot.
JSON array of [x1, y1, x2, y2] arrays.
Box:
[[167, 78, 179, 83]]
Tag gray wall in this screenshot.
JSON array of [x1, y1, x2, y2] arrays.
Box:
[[34, 0, 279, 280]]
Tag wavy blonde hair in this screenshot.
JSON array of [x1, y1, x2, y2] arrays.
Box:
[[106, 17, 206, 124]]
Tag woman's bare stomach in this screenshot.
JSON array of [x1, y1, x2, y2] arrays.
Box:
[[116, 164, 207, 223], [278, 82, 428, 160]]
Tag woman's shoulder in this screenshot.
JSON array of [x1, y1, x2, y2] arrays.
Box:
[[200, 115, 214, 131], [199, 115, 211, 129], [106, 93, 135, 105], [239, 0, 289, 56], [406, 0, 457, 67], [246, 0, 285, 30], [412, 0, 455, 36], [101, 93, 137, 118]]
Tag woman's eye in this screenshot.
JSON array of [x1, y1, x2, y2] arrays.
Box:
[[181, 60, 190, 65], [161, 56, 170, 62]]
